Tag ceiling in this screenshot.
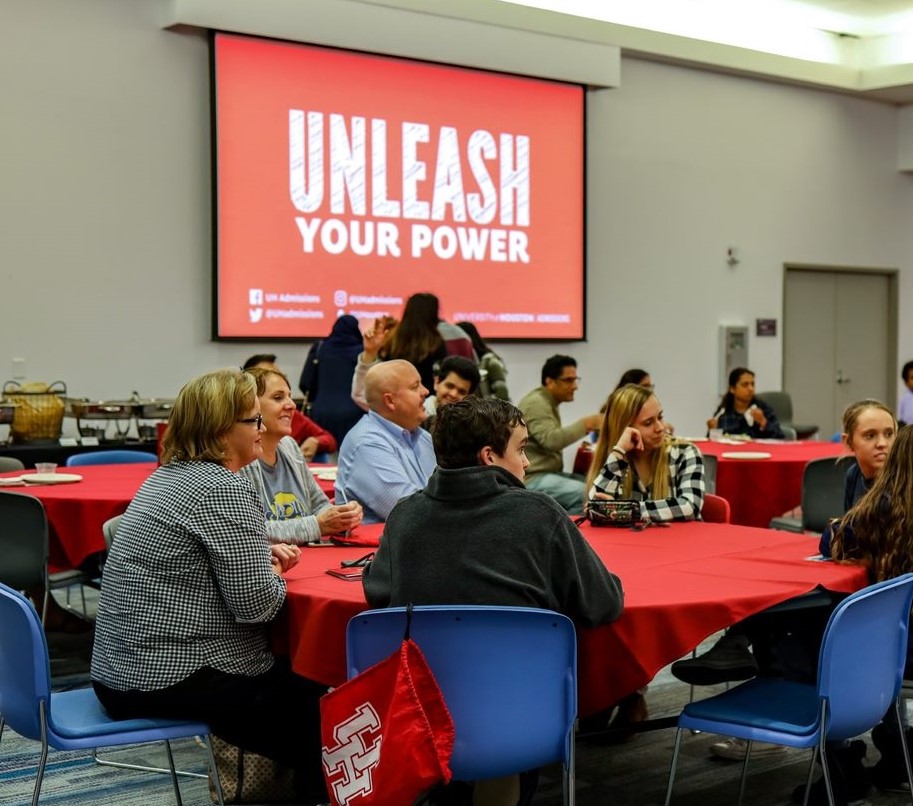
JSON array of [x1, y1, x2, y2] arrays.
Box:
[[497, 0, 913, 103]]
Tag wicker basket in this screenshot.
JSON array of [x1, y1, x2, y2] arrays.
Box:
[[1, 381, 66, 443]]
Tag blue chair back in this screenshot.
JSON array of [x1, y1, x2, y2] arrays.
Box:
[[346, 605, 577, 781], [66, 450, 158, 467], [0, 581, 54, 740], [817, 573, 913, 741]]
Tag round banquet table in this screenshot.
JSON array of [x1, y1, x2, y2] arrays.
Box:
[[0, 461, 338, 572], [697, 439, 847, 527], [277, 519, 865, 717], [0, 463, 157, 571]]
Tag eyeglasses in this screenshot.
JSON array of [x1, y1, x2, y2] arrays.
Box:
[[237, 414, 263, 430], [556, 376, 581, 384]]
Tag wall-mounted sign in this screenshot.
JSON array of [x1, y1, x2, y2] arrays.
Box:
[[756, 318, 777, 337]]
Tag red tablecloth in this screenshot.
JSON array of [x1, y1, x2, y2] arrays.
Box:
[[698, 440, 847, 527], [279, 520, 865, 716], [0, 461, 339, 571], [1, 463, 156, 571]]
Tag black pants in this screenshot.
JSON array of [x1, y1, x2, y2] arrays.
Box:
[[93, 658, 327, 801], [732, 598, 839, 681]]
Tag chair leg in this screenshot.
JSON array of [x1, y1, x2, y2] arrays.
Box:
[[737, 740, 753, 806], [563, 723, 576, 806], [802, 747, 818, 806], [31, 744, 49, 806], [894, 699, 913, 805], [818, 737, 837, 806], [203, 736, 226, 806], [663, 728, 684, 805], [92, 745, 207, 779], [163, 739, 184, 806]]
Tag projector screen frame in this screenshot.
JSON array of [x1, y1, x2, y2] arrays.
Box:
[[209, 30, 589, 343]]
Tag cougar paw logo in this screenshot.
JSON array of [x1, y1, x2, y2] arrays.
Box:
[[322, 703, 382, 805]]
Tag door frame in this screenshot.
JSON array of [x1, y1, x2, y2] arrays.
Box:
[[782, 262, 899, 411]]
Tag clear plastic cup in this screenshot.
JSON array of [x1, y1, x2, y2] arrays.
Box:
[[35, 462, 57, 475], [708, 428, 723, 442]]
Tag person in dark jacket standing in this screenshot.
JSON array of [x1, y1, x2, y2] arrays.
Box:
[[299, 314, 366, 446]]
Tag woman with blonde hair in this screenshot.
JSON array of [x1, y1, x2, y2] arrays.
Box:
[[836, 398, 897, 510], [581, 383, 704, 740], [91, 369, 329, 805], [586, 383, 704, 522], [241, 367, 362, 544]]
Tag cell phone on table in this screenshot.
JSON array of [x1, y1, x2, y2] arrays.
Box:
[[325, 567, 364, 581]]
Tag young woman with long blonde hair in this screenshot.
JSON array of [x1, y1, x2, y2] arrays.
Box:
[[586, 383, 704, 522]]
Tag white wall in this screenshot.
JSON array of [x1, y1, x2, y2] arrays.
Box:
[[3, 0, 913, 447]]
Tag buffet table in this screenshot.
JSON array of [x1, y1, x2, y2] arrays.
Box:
[[0, 439, 159, 468], [278, 520, 866, 716]]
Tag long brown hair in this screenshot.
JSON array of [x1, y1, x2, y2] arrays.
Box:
[[381, 292, 444, 365], [830, 424, 913, 581]]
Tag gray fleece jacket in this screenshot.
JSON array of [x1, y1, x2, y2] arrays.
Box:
[[363, 465, 624, 627]]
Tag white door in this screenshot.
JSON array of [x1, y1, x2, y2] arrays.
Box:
[[783, 266, 896, 438]]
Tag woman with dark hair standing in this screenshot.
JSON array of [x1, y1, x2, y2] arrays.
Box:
[[380, 292, 447, 391], [456, 320, 511, 401], [706, 366, 784, 439], [351, 293, 475, 410]]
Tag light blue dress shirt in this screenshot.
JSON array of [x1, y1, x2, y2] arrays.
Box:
[[335, 410, 436, 523]]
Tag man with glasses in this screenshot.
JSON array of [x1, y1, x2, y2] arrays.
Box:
[[517, 354, 603, 514]]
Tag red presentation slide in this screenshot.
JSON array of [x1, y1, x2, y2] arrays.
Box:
[[213, 33, 585, 339]]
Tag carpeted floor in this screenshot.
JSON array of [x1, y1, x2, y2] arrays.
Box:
[[4, 594, 913, 806]]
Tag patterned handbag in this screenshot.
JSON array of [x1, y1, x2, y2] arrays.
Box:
[[585, 500, 643, 527], [209, 735, 297, 804]]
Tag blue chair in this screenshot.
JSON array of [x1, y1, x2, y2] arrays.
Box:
[[664, 573, 913, 806], [66, 449, 158, 467], [0, 582, 225, 806], [347, 605, 578, 806]]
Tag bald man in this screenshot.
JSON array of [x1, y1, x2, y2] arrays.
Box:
[[335, 360, 437, 523]]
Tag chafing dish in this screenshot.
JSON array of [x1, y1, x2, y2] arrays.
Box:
[[134, 398, 174, 419], [66, 399, 135, 420]]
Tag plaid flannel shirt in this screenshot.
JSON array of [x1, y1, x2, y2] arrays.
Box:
[[589, 440, 705, 522]]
